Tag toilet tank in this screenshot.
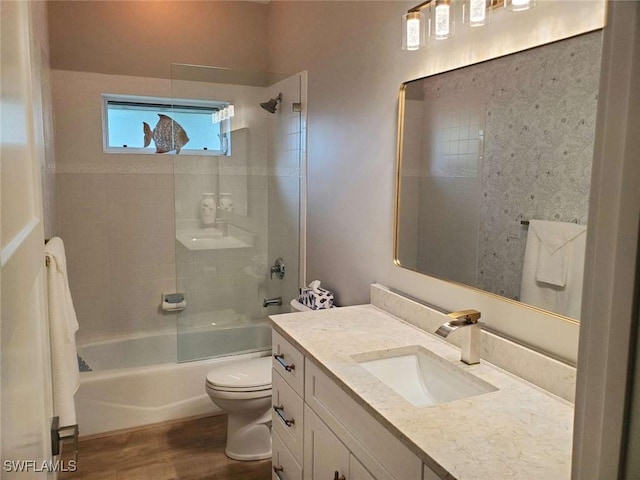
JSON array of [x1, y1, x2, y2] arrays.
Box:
[[290, 299, 311, 313]]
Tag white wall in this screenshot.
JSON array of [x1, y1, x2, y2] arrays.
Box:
[[572, 1, 640, 476], [267, 0, 605, 363], [46, 1, 269, 79]]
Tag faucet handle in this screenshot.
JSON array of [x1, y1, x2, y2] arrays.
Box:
[[447, 309, 481, 326]]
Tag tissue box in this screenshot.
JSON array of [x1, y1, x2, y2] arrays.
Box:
[[298, 286, 334, 310]]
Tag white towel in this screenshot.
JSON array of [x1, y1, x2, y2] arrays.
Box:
[[530, 220, 587, 287], [45, 237, 80, 427], [520, 221, 587, 319]]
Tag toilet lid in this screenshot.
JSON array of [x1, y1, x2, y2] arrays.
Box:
[[206, 356, 271, 390]]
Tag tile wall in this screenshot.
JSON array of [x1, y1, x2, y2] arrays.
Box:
[[53, 69, 302, 347]]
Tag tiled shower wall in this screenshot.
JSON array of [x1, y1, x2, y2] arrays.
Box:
[[53, 69, 301, 345], [53, 70, 177, 344], [56, 171, 176, 343]]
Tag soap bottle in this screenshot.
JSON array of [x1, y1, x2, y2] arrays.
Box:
[[201, 193, 216, 227]]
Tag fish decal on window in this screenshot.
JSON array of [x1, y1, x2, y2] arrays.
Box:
[[143, 114, 189, 154]]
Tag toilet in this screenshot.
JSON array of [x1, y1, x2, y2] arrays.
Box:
[[205, 356, 273, 460], [205, 298, 310, 461]]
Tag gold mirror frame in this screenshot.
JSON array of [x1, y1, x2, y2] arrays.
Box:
[[394, 32, 603, 328]]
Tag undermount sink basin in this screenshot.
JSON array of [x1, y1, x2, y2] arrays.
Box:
[[354, 347, 497, 407]]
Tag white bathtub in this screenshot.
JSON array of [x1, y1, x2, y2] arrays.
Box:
[[75, 323, 272, 436]]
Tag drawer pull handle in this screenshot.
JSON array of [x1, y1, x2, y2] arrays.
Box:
[[333, 471, 346, 480], [274, 353, 295, 372], [273, 405, 295, 427], [273, 465, 285, 480]]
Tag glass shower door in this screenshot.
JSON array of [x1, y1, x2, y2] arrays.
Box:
[[171, 64, 302, 362]]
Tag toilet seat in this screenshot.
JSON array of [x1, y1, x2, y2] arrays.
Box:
[[205, 384, 272, 400], [206, 382, 271, 393], [206, 356, 271, 391]]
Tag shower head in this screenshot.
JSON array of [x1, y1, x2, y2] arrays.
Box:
[[260, 93, 282, 114]]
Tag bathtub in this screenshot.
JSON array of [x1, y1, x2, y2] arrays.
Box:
[[75, 323, 272, 436]]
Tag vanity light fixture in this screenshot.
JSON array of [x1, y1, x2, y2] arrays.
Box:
[[463, 0, 491, 27], [402, 10, 426, 50], [402, 0, 534, 50], [432, 0, 454, 40], [507, 0, 536, 12]]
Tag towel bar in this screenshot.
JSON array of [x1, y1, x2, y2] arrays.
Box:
[[520, 219, 580, 227]]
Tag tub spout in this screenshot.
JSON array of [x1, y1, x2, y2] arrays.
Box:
[[436, 309, 481, 365], [263, 297, 283, 307]]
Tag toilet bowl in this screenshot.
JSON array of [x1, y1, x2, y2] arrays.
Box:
[[205, 356, 272, 461]]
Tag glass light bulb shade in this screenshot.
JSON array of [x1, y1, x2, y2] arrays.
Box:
[[402, 11, 425, 50], [507, 0, 535, 12], [464, 0, 491, 26], [431, 0, 454, 40]]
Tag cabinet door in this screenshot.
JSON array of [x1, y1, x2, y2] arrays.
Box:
[[273, 430, 302, 480], [304, 405, 349, 480], [350, 454, 376, 480], [273, 369, 304, 463]]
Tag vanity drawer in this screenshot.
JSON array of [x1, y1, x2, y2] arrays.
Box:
[[272, 330, 305, 396], [272, 369, 304, 463], [272, 430, 302, 480], [305, 359, 422, 480]]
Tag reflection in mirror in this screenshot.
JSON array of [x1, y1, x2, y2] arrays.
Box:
[[395, 31, 603, 321]]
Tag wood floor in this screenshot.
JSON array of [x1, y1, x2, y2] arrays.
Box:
[[59, 415, 271, 480]]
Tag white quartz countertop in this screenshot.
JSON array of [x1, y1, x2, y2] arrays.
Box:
[[270, 304, 574, 480]]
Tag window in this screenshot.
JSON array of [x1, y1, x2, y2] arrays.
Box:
[[102, 94, 233, 155]]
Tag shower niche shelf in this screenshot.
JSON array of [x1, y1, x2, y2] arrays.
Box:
[[176, 226, 254, 251]]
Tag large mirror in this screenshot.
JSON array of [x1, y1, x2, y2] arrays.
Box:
[[395, 31, 603, 321]]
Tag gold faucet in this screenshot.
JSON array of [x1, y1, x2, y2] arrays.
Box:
[[435, 309, 482, 365]]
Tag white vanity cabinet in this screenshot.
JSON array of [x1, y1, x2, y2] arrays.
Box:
[[304, 405, 375, 480], [271, 329, 430, 480]]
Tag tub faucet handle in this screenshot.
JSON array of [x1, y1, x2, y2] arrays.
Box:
[[270, 257, 285, 280]]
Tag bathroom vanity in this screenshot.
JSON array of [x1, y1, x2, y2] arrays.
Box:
[[269, 286, 574, 480]]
